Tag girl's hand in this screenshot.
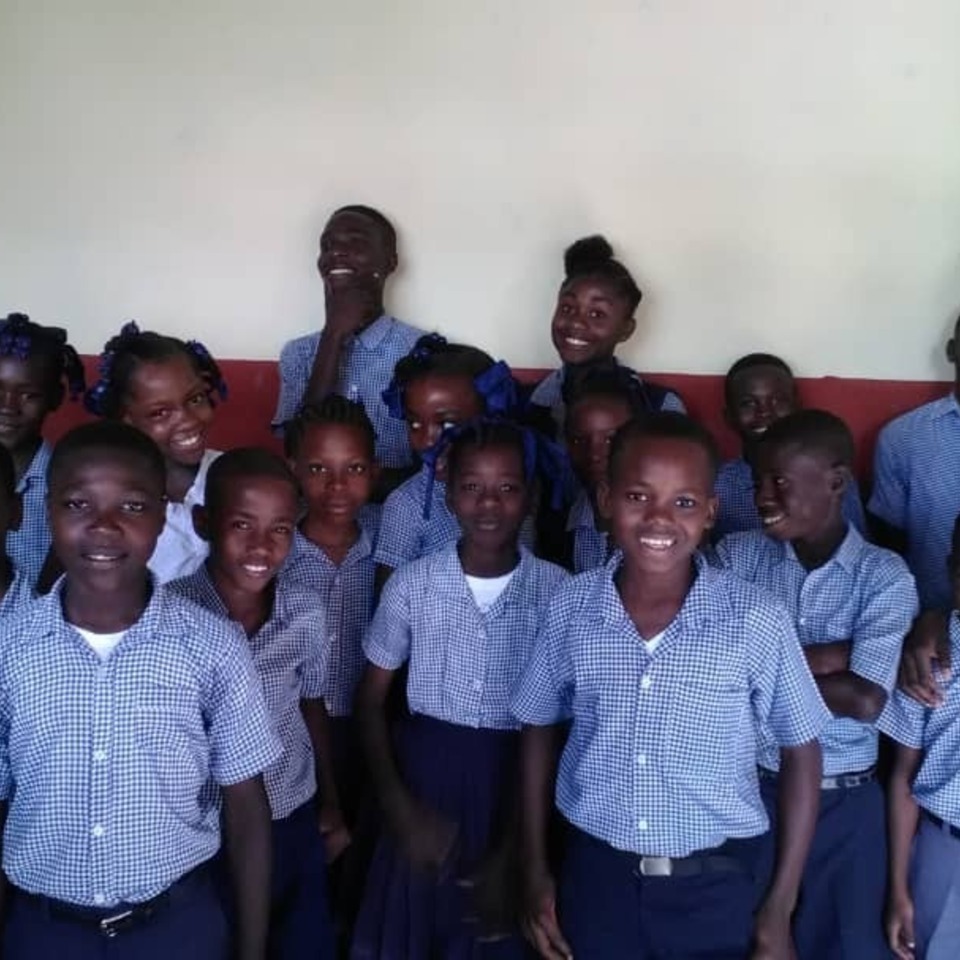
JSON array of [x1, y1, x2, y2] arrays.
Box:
[[750, 898, 796, 960], [521, 869, 573, 960], [395, 798, 458, 873], [317, 802, 352, 864], [885, 892, 916, 960]]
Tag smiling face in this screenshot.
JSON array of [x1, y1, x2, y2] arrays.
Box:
[[202, 475, 299, 595], [120, 354, 214, 469], [725, 364, 797, 442], [551, 275, 637, 366], [598, 434, 716, 575], [317, 210, 397, 293], [754, 441, 844, 544], [0, 354, 58, 457], [48, 449, 166, 595]]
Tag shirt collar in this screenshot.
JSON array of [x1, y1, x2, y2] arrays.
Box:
[[183, 449, 220, 508], [566, 491, 597, 532], [931, 393, 960, 420], [779, 523, 862, 575], [354, 314, 394, 349], [292, 518, 375, 568], [16, 441, 52, 493], [438, 541, 535, 614]]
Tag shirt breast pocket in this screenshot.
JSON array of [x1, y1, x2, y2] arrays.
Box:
[[136, 683, 210, 820]]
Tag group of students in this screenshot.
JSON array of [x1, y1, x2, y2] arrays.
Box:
[[0, 202, 957, 960]]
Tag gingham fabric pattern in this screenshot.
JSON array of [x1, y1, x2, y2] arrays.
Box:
[[364, 543, 568, 730], [273, 314, 424, 468], [566, 491, 609, 574], [511, 552, 830, 857], [715, 527, 917, 774], [8, 441, 51, 585], [868, 394, 960, 610], [0, 579, 281, 906], [0, 568, 34, 621]]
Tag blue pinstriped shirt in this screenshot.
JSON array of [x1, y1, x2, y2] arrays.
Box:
[[868, 395, 960, 610], [0, 579, 281, 907], [512, 553, 830, 856], [8, 441, 51, 585], [273, 314, 424, 468], [282, 506, 381, 717], [170, 564, 329, 819], [712, 456, 866, 542], [364, 544, 568, 730], [715, 527, 917, 775], [879, 615, 960, 828]]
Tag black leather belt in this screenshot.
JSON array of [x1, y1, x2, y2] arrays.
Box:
[[923, 810, 960, 841], [15, 863, 209, 938]]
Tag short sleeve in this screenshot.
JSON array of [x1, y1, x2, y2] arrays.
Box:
[[660, 390, 686, 414], [272, 338, 311, 429], [867, 422, 908, 529], [877, 688, 927, 749], [204, 624, 283, 785], [849, 562, 918, 692], [748, 602, 831, 747], [373, 486, 422, 569], [297, 607, 331, 701], [362, 568, 414, 669]]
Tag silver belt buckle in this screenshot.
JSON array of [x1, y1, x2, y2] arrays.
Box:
[[638, 856, 673, 877], [99, 908, 134, 938]]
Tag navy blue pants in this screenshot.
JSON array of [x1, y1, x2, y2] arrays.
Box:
[[559, 825, 764, 959], [760, 777, 892, 960], [3, 866, 227, 960], [268, 799, 336, 959]]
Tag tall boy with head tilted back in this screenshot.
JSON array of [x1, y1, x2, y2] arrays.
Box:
[[0, 422, 280, 960]]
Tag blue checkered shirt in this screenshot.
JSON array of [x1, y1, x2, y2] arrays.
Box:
[[566, 492, 609, 574], [364, 544, 568, 730], [712, 456, 866, 542], [375, 468, 535, 570], [511, 553, 830, 856], [715, 527, 917, 775], [529, 365, 686, 435], [8, 441, 51, 586], [879, 614, 960, 828], [169, 564, 329, 819], [274, 315, 424, 468], [0, 568, 33, 621], [282, 507, 381, 717], [0, 579, 281, 907], [869, 395, 960, 610]]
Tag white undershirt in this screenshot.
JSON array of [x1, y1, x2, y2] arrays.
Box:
[[75, 627, 126, 661], [644, 630, 665, 655], [465, 570, 516, 613]]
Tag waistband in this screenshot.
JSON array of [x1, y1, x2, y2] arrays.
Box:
[[922, 809, 960, 841], [14, 861, 212, 938], [759, 765, 876, 791]]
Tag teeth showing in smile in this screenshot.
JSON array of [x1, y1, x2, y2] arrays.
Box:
[[241, 563, 270, 576], [85, 553, 121, 563], [328, 267, 354, 276], [172, 432, 203, 451], [564, 337, 589, 347], [640, 536, 675, 550], [761, 513, 786, 527]]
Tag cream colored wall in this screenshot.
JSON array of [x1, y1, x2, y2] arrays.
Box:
[[1, 0, 959, 379]]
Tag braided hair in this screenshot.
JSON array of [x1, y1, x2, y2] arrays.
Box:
[[561, 235, 642, 312], [84, 321, 227, 419], [284, 394, 377, 460], [0, 312, 86, 407]]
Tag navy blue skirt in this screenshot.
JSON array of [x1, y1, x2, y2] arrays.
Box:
[[351, 715, 527, 960]]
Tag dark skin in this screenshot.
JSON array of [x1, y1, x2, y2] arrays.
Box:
[[0, 486, 22, 602], [359, 444, 530, 936], [522, 435, 820, 960], [885, 742, 922, 960], [193, 478, 350, 862], [755, 442, 887, 721], [883, 324, 960, 703], [723, 364, 798, 464], [0, 354, 63, 481]]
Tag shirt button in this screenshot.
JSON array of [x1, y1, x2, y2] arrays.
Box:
[[473, 680, 483, 693], [638, 819, 649, 831], [799, 617, 807, 626], [93, 893, 106, 906], [93, 750, 107, 762], [641, 675, 652, 690], [636, 754, 647, 766], [92, 825, 105, 838]]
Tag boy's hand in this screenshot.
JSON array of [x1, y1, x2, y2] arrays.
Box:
[[317, 803, 352, 864], [521, 869, 573, 960], [885, 891, 916, 960], [751, 897, 796, 960], [899, 610, 951, 706], [395, 798, 458, 874]]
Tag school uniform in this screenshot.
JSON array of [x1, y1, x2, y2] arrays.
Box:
[[0, 579, 282, 960], [511, 553, 831, 960], [352, 544, 568, 960], [7, 440, 51, 585], [716, 527, 917, 959], [0, 567, 34, 620], [274, 315, 424, 468], [712, 456, 867, 541], [566, 491, 609, 573], [878, 616, 960, 959], [528, 363, 685, 436], [283, 506, 380, 817], [869, 394, 960, 609], [374, 467, 534, 570], [148, 448, 220, 583]]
